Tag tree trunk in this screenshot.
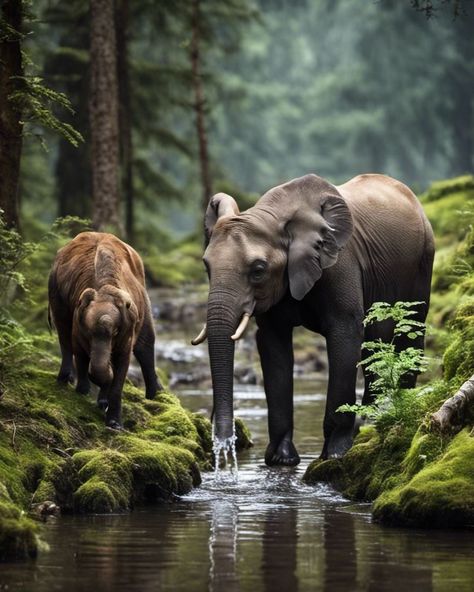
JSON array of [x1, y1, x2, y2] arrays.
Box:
[[190, 0, 213, 214], [0, 0, 23, 230], [430, 375, 474, 433], [116, 0, 134, 243], [89, 0, 121, 233]]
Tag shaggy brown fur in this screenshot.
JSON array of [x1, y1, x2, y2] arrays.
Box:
[[48, 232, 161, 428]]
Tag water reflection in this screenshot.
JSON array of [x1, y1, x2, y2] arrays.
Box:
[[209, 500, 239, 592], [323, 509, 357, 592], [1, 387, 474, 592], [262, 507, 298, 592]]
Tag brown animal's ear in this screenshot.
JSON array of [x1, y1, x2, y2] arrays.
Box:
[[287, 193, 352, 300], [78, 288, 97, 308], [204, 192, 240, 245], [124, 298, 138, 323]]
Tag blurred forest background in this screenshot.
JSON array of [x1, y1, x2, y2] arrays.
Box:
[[1, 0, 473, 270]]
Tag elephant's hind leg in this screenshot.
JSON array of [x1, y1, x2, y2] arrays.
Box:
[[322, 319, 363, 459]]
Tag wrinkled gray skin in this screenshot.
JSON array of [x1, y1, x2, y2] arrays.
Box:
[[202, 173, 434, 465]]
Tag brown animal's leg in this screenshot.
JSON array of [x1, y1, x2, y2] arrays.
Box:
[[55, 315, 75, 385], [97, 387, 109, 410], [133, 314, 162, 399], [75, 347, 91, 395], [105, 351, 130, 429]]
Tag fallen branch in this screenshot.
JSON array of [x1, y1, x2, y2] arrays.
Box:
[[430, 374, 474, 433]]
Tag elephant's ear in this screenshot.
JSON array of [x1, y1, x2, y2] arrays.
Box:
[[204, 192, 240, 245], [287, 194, 353, 301]]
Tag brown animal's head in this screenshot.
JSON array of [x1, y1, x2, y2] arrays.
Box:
[[73, 285, 139, 387], [197, 174, 353, 441]]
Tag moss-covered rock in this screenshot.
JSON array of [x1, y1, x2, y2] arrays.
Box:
[[0, 352, 251, 558], [235, 417, 254, 451], [442, 298, 474, 383], [0, 484, 38, 561], [373, 428, 474, 527]]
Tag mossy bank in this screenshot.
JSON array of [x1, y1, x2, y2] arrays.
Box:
[[304, 176, 474, 529], [0, 357, 251, 561]]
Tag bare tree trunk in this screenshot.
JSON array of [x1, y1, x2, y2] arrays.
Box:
[[190, 0, 212, 213], [116, 0, 134, 243], [431, 375, 474, 433], [0, 0, 23, 230], [89, 0, 121, 233]]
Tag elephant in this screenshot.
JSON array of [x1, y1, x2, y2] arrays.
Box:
[[48, 231, 162, 428], [193, 173, 434, 465]]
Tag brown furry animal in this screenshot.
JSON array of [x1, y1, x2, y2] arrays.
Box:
[[48, 231, 162, 429]]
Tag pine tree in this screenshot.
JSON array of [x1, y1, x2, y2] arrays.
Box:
[[0, 0, 23, 229], [190, 0, 213, 213], [89, 0, 121, 233]]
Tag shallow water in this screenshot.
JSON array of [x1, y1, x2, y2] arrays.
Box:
[[1, 383, 473, 592]]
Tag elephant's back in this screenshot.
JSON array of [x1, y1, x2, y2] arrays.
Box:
[[335, 174, 434, 304]]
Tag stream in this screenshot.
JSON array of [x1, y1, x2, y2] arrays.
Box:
[[1, 288, 473, 591]]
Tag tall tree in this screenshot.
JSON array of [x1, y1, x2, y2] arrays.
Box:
[[190, 0, 213, 213], [116, 0, 134, 241], [0, 0, 23, 229], [89, 0, 121, 232]]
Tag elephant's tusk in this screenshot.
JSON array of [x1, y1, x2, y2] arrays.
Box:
[[191, 323, 208, 345], [231, 313, 250, 341]]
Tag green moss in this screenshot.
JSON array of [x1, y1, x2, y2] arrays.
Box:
[[148, 405, 198, 440], [373, 428, 474, 527], [442, 298, 474, 383], [73, 449, 132, 513], [420, 175, 474, 204], [235, 418, 254, 451], [116, 434, 201, 497], [420, 176, 474, 251], [303, 458, 346, 490], [0, 482, 39, 560], [0, 351, 246, 557], [400, 428, 445, 479], [191, 413, 213, 456]]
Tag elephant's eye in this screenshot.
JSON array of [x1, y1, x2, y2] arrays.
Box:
[[249, 259, 267, 283]]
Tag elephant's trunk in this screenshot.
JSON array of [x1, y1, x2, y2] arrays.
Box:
[[89, 337, 113, 387], [206, 288, 240, 442]]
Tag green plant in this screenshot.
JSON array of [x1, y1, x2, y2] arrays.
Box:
[[338, 302, 428, 420]]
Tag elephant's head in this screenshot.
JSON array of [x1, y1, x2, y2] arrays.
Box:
[[195, 174, 353, 442], [73, 285, 138, 387]]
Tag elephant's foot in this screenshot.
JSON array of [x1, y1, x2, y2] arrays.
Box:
[[322, 425, 354, 460], [265, 438, 300, 467]]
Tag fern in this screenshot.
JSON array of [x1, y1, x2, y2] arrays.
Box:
[[337, 301, 428, 420]]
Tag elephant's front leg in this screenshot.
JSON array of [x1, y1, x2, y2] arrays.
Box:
[[322, 321, 363, 459], [256, 320, 299, 467], [105, 351, 130, 430]]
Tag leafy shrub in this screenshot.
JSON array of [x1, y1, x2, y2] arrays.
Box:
[[338, 301, 428, 421]]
